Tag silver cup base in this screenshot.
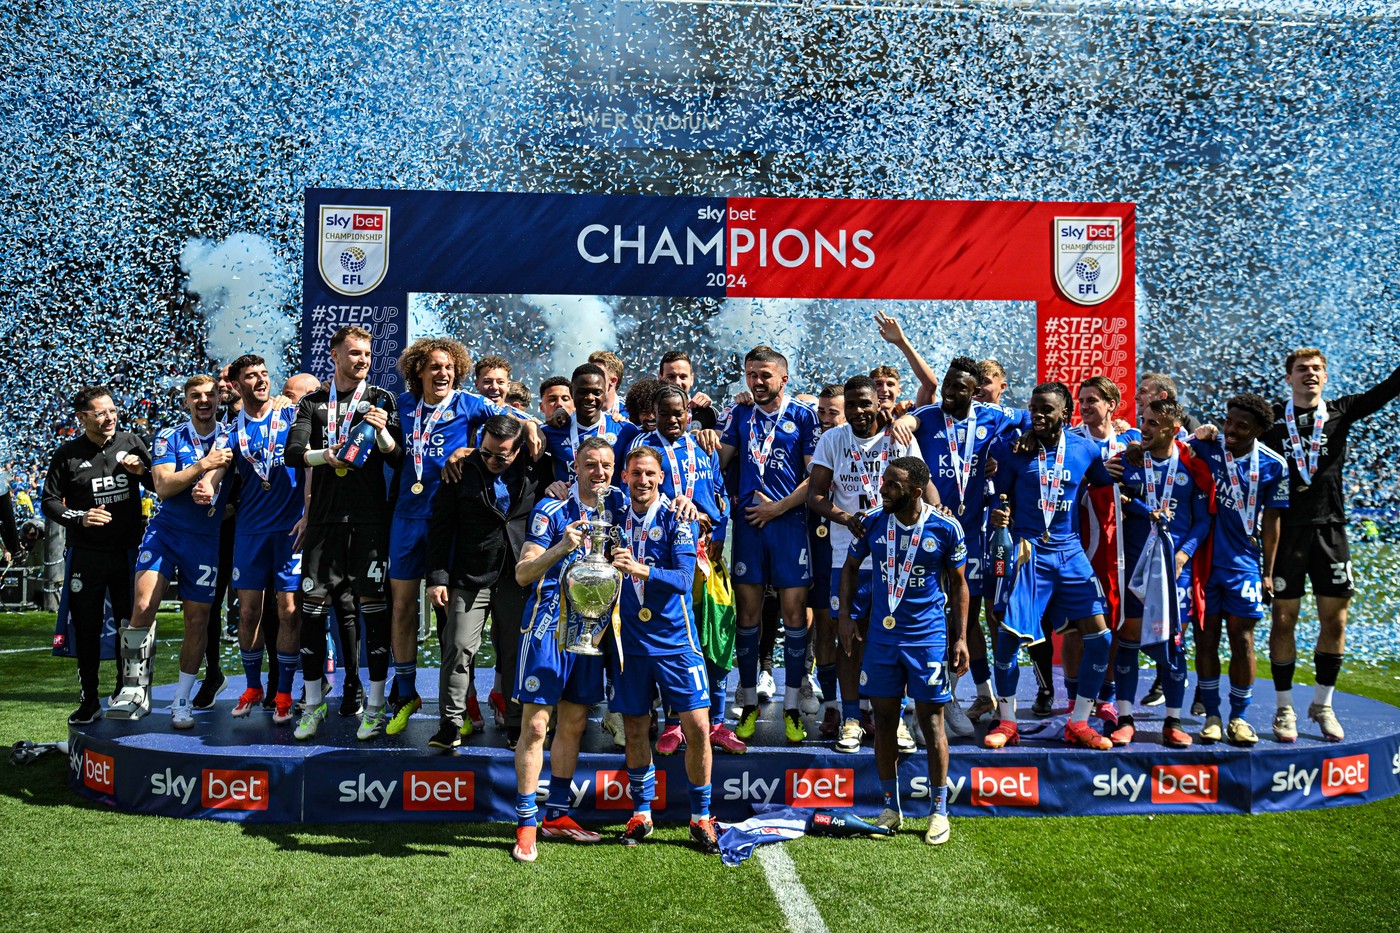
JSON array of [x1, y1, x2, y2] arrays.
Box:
[[566, 641, 603, 657]]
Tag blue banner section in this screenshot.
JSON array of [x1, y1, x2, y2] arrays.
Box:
[[302, 189, 728, 391]]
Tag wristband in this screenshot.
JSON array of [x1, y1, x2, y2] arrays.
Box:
[[306, 449, 328, 467], [376, 428, 394, 452]]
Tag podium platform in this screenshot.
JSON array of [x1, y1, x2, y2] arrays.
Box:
[[67, 668, 1400, 822]]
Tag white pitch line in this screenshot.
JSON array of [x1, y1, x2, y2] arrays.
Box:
[[757, 844, 830, 933]]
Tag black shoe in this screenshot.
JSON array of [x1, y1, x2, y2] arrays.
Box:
[[428, 720, 462, 749], [339, 682, 364, 718], [1143, 675, 1166, 707], [689, 817, 720, 855], [261, 692, 277, 711], [69, 699, 103, 726], [192, 670, 227, 710], [1031, 688, 1055, 718]]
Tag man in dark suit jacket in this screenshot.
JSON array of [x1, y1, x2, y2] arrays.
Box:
[[427, 415, 554, 750]]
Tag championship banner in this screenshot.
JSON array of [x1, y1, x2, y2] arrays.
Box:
[[303, 190, 1136, 411]]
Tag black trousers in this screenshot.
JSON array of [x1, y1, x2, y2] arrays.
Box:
[[67, 547, 135, 701]]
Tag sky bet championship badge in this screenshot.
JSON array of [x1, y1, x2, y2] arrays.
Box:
[[1054, 217, 1121, 306], [319, 205, 390, 296]]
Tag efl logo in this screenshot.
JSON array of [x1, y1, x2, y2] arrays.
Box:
[[595, 770, 668, 810], [786, 768, 854, 808], [1321, 754, 1369, 798], [970, 766, 1039, 807], [1086, 223, 1117, 241], [404, 771, 476, 811], [82, 749, 115, 795], [353, 212, 383, 231], [1151, 764, 1218, 804], [202, 769, 269, 811]]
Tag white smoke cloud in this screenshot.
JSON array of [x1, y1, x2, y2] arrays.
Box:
[[180, 233, 295, 380], [524, 294, 618, 373], [708, 297, 812, 392]]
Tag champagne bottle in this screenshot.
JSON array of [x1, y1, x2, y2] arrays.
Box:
[[807, 809, 894, 837], [341, 397, 386, 469], [989, 493, 1014, 578]]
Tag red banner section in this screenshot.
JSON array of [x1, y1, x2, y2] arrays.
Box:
[[723, 197, 1136, 418]]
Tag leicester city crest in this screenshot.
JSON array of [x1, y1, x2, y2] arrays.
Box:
[[1054, 217, 1122, 306], [319, 205, 390, 297]]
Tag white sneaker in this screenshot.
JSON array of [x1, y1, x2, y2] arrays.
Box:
[[924, 813, 951, 846], [170, 698, 194, 730], [798, 676, 820, 715], [356, 705, 388, 741], [896, 719, 916, 753], [834, 718, 864, 753], [294, 702, 328, 740], [875, 807, 902, 834], [757, 670, 776, 702], [603, 710, 627, 749], [945, 701, 975, 738]]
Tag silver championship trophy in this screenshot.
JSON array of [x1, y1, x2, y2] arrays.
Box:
[[562, 522, 622, 656]]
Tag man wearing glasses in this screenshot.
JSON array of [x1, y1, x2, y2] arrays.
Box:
[[427, 415, 556, 750], [42, 386, 153, 725]]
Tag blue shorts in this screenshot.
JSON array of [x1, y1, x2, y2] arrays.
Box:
[[610, 650, 710, 716], [389, 515, 430, 581], [859, 639, 952, 704], [1205, 567, 1265, 620], [732, 511, 811, 589], [514, 628, 605, 708], [232, 530, 301, 593], [136, 524, 220, 603], [960, 524, 986, 599], [1002, 545, 1107, 640], [1124, 566, 1194, 621], [828, 564, 873, 620]]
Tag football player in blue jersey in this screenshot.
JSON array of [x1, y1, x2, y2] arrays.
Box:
[[1113, 400, 1211, 748], [984, 382, 1123, 751], [541, 364, 632, 485], [634, 384, 743, 754], [110, 375, 233, 725], [840, 457, 968, 844], [719, 346, 821, 743], [509, 436, 627, 862], [1190, 393, 1288, 746], [382, 338, 533, 738], [892, 357, 1017, 733], [610, 447, 719, 854], [805, 384, 849, 744], [225, 355, 304, 722]]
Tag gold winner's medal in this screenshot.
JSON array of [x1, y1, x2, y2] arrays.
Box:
[[882, 615, 896, 630], [260, 480, 272, 491], [411, 482, 424, 495], [815, 523, 828, 538], [335, 467, 348, 477], [638, 608, 653, 622], [1042, 531, 1051, 544]]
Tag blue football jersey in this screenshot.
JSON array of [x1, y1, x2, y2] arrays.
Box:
[[1071, 424, 1141, 459], [616, 497, 699, 656], [848, 505, 967, 645], [396, 389, 507, 519], [720, 397, 819, 506], [230, 408, 301, 535], [1189, 438, 1288, 572], [150, 422, 232, 535], [990, 430, 1115, 551], [541, 412, 630, 484], [912, 402, 1017, 526], [629, 429, 728, 543], [520, 486, 630, 640], [1119, 452, 1211, 568]]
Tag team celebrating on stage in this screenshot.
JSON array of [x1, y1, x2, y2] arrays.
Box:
[[42, 320, 1400, 856]]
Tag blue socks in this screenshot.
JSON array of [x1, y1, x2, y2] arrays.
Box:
[[934, 784, 949, 817], [1115, 640, 1141, 706], [627, 765, 655, 814], [992, 628, 1022, 697], [1077, 629, 1112, 701], [708, 663, 728, 725], [1229, 684, 1252, 720], [276, 652, 298, 694], [515, 791, 538, 827], [783, 626, 809, 681], [736, 625, 760, 690], [394, 661, 417, 700], [689, 783, 712, 821], [1198, 677, 1222, 717], [240, 649, 264, 692], [544, 777, 573, 822]]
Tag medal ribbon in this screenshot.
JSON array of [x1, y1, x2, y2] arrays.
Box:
[[1143, 449, 1180, 515], [1221, 439, 1261, 536], [570, 483, 604, 555], [848, 429, 889, 507], [1036, 433, 1068, 540], [327, 379, 367, 448], [661, 433, 697, 499], [943, 407, 977, 508], [412, 391, 454, 486], [236, 408, 285, 485], [1284, 399, 1327, 485], [747, 397, 789, 484], [885, 504, 930, 618], [624, 497, 665, 605]]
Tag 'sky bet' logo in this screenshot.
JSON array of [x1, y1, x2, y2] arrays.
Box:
[[1054, 216, 1122, 306], [595, 769, 668, 810], [403, 771, 476, 811], [80, 748, 115, 795], [970, 766, 1039, 807], [786, 768, 854, 808], [319, 205, 391, 297]]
